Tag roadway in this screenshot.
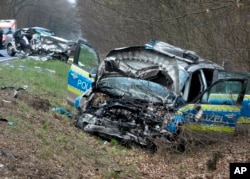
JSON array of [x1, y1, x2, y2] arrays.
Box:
[[0, 49, 18, 63]]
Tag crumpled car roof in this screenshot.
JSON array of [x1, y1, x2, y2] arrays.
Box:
[[95, 40, 223, 94]]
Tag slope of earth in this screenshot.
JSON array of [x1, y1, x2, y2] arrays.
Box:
[[0, 60, 249, 178]]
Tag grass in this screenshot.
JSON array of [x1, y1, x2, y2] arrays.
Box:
[[0, 58, 142, 178], [0, 59, 70, 106]]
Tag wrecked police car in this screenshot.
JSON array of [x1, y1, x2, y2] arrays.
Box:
[[66, 39, 249, 149], [5, 27, 72, 61]]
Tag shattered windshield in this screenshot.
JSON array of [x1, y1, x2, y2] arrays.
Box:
[[97, 77, 172, 104], [35, 28, 55, 36]]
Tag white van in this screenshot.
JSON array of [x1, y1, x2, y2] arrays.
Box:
[[0, 19, 17, 47]]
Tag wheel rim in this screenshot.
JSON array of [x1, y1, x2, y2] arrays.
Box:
[[7, 45, 13, 55]]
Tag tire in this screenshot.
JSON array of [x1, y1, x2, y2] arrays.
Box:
[[7, 44, 16, 56], [59, 54, 69, 62]]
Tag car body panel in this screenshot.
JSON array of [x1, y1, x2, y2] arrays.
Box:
[[67, 64, 94, 105], [168, 104, 241, 133], [239, 95, 250, 124], [67, 39, 100, 106], [167, 78, 249, 138]]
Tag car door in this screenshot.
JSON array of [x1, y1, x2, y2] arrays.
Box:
[[67, 39, 100, 106], [182, 66, 223, 103], [169, 79, 247, 134]]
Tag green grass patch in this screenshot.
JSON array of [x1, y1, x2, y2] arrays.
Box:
[[0, 58, 142, 178], [0, 59, 73, 109], [0, 59, 70, 97]]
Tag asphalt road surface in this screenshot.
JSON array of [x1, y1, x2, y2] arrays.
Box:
[[0, 49, 18, 63]]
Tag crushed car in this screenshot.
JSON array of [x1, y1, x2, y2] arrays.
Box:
[[5, 27, 74, 61], [67, 39, 249, 149], [68, 40, 250, 150]]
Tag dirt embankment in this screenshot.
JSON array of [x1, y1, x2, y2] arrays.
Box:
[[0, 88, 249, 178]]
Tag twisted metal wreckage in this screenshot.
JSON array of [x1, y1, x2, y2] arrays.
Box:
[[68, 40, 250, 150], [5, 27, 75, 61]]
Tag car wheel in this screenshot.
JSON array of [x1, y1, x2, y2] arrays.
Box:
[[7, 44, 16, 56], [60, 54, 69, 62]]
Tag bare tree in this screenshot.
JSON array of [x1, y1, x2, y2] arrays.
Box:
[[76, 0, 250, 71], [1, 0, 249, 70], [0, 0, 80, 40]]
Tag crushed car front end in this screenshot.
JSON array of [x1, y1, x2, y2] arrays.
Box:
[[75, 76, 182, 147], [72, 40, 225, 148], [5, 27, 73, 61], [39, 35, 72, 61]]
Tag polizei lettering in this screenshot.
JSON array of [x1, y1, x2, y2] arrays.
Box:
[[77, 79, 90, 91]]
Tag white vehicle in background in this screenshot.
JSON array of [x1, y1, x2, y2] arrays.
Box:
[[5, 27, 73, 61], [0, 19, 17, 47]]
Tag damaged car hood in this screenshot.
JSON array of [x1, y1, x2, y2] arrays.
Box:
[[41, 35, 70, 44], [40, 35, 71, 51]]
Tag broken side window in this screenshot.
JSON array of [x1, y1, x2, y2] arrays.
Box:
[[187, 70, 204, 102], [77, 44, 99, 73], [201, 80, 243, 105]]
